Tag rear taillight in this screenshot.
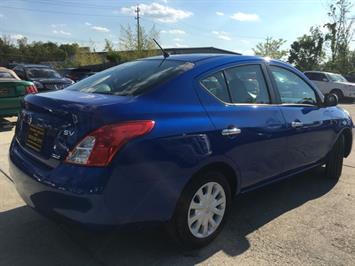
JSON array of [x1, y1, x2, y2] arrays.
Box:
[[65, 120, 155, 167], [25, 85, 38, 94]]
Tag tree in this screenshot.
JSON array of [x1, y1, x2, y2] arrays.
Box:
[[288, 27, 325, 71], [324, 0, 354, 74], [104, 39, 121, 64], [253, 37, 287, 59], [119, 24, 160, 60]]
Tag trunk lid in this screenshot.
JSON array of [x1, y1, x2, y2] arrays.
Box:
[[16, 90, 135, 163], [0, 80, 27, 97]]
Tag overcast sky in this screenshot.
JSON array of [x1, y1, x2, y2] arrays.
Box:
[[0, 0, 353, 54]]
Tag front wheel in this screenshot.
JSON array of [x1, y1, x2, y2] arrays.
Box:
[[168, 171, 231, 249], [325, 135, 344, 179]]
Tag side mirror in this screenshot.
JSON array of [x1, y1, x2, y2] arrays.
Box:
[[324, 93, 338, 107], [322, 78, 329, 82]]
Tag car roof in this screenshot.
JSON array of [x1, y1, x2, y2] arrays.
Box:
[[143, 53, 271, 64], [304, 70, 341, 75]]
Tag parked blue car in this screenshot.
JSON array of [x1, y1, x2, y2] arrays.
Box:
[[9, 54, 353, 248]]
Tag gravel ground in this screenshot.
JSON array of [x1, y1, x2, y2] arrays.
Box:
[[0, 105, 354, 266]]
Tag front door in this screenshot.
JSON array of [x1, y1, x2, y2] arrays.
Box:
[[269, 65, 336, 170]]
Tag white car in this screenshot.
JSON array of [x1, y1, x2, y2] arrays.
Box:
[[304, 71, 355, 100]]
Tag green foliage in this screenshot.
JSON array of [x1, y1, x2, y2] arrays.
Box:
[[252, 37, 287, 59], [104, 39, 121, 64], [288, 27, 325, 71], [119, 24, 160, 61], [323, 0, 354, 74]]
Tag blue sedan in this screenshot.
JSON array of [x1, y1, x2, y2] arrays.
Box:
[[9, 54, 353, 248]]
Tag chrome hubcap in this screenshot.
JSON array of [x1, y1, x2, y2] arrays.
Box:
[[187, 182, 226, 238]]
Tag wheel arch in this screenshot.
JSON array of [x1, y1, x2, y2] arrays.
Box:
[[340, 127, 352, 158], [190, 161, 240, 197]]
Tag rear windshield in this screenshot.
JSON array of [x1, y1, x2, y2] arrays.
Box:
[[0, 72, 14, 79], [66, 59, 194, 96]]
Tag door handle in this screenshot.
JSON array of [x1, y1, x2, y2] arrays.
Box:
[[291, 121, 304, 128], [221, 127, 241, 136]]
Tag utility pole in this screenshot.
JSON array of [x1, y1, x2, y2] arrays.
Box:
[[135, 5, 141, 51]]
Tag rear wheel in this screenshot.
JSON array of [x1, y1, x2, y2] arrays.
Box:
[[168, 171, 231, 249], [325, 134, 344, 179]]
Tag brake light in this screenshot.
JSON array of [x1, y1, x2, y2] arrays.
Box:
[[65, 120, 155, 166], [25, 85, 38, 94]]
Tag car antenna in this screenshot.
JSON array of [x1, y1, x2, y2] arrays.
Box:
[[153, 39, 169, 58]]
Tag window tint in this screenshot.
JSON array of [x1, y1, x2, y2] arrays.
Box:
[[271, 66, 317, 105], [26, 68, 61, 79], [306, 72, 328, 82], [67, 60, 194, 96], [200, 72, 230, 103], [224, 65, 270, 104]]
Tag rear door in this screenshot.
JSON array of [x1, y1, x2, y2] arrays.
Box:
[[269, 65, 336, 170], [196, 63, 288, 188]]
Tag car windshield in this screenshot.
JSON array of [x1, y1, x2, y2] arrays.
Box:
[[66, 59, 194, 96], [328, 73, 347, 82], [26, 67, 62, 79]]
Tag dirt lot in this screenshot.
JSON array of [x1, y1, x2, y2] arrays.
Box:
[[0, 105, 355, 266]]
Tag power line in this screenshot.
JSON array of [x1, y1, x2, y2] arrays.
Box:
[[0, 5, 130, 18]]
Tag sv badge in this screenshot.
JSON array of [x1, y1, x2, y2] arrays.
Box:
[[63, 130, 75, 136]]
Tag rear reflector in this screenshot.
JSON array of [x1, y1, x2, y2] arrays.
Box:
[[25, 85, 38, 94], [65, 120, 155, 166]]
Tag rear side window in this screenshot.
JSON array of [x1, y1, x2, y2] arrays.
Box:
[[67, 60, 194, 96], [200, 72, 231, 103], [224, 65, 270, 104], [305, 72, 327, 82], [271, 66, 317, 105]]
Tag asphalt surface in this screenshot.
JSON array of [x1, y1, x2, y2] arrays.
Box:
[[0, 105, 355, 266]]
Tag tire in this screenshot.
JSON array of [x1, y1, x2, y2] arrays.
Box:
[[330, 89, 344, 101], [167, 171, 232, 249], [325, 134, 344, 179]]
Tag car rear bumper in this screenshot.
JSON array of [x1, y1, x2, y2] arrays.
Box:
[[9, 139, 186, 227], [9, 155, 117, 226]]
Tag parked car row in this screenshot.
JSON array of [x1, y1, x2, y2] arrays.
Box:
[[0, 64, 98, 118]]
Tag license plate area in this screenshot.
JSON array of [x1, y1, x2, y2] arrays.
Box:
[[26, 124, 46, 152], [0, 88, 10, 97]]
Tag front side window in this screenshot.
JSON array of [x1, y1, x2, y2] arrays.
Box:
[[200, 72, 230, 103], [224, 65, 270, 104], [271, 66, 317, 105]]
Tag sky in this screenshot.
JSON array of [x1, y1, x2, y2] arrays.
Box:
[[0, 0, 352, 54]]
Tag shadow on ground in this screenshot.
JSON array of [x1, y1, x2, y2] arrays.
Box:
[[0, 168, 338, 266], [0, 118, 16, 132]]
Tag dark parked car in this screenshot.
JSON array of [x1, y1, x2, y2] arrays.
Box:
[[9, 54, 353, 248], [13, 64, 74, 92], [60, 68, 96, 82]]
